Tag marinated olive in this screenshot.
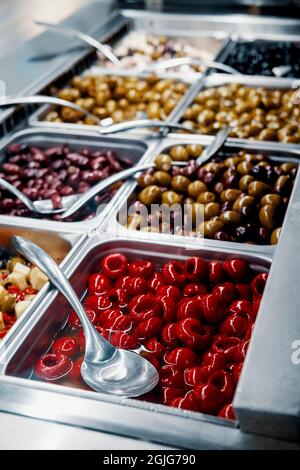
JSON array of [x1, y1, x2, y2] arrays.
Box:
[[271, 227, 281, 245], [220, 189, 242, 203], [259, 204, 276, 230], [138, 186, 161, 205], [233, 195, 256, 212], [0, 293, 16, 313], [204, 202, 220, 220], [197, 191, 216, 204], [154, 171, 172, 187], [220, 210, 241, 225], [161, 191, 182, 206], [260, 194, 281, 206], [239, 175, 254, 191], [171, 175, 190, 192], [248, 181, 270, 197], [199, 220, 224, 238], [188, 180, 207, 198], [170, 146, 189, 162], [155, 154, 173, 171], [186, 144, 203, 159]]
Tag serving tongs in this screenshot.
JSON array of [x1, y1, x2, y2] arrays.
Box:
[[35, 21, 121, 67], [0, 127, 230, 218]]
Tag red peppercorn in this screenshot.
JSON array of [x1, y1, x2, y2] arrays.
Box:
[[235, 283, 251, 300], [229, 299, 253, 320], [110, 331, 139, 350], [185, 257, 208, 282], [176, 318, 212, 350], [128, 260, 155, 280], [68, 307, 97, 329], [35, 353, 72, 381], [52, 337, 80, 358], [127, 277, 148, 296], [227, 363, 243, 385], [162, 260, 187, 286], [115, 275, 132, 291], [234, 339, 250, 363], [85, 294, 112, 312], [103, 313, 132, 332], [184, 365, 218, 388], [223, 259, 249, 281], [88, 273, 112, 295], [219, 313, 250, 339], [211, 335, 242, 362], [201, 351, 227, 370], [171, 391, 198, 411], [145, 338, 165, 358], [69, 358, 84, 385], [101, 253, 128, 279]]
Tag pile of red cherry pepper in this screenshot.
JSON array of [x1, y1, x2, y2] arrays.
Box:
[[34, 253, 269, 420]]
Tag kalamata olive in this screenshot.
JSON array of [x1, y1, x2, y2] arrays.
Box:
[[214, 231, 230, 241], [257, 227, 270, 244]]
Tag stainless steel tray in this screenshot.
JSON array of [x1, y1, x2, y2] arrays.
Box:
[[2, 234, 295, 450], [28, 69, 200, 136], [108, 134, 300, 256], [0, 221, 85, 351], [0, 127, 157, 230], [171, 73, 299, 144]]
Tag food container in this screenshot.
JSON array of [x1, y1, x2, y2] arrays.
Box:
[[173, 73, 300, 145], [0, 127, 157, 228], [112, 134, 300, 255], [0, 221, 84, 349], [3, 235, 296, 450], [29, 70, 198, 135]]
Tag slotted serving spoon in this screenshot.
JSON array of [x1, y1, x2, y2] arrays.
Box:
[[0, 127, 230, 218], [13, 236, 159, 397]]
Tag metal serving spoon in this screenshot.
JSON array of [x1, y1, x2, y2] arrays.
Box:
[[97, 119, 200, 135], [35, 21, 121, 67], [145, 57, 241, 75], [13, 236, 159, 397], [0, 95, 101, 125], [0, 127, 229, 218]]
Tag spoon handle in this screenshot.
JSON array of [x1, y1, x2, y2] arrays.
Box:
[[196, 126, 230, 165], [13, 236, 115, 360], [97, 119, 198, 134], [145, 57, 241, 75], [0, 95, 101, 125], [0, 177, 36, 212], [35, 21, 121, 67]]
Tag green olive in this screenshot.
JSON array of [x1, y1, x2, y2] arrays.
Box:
[[275, 175, 292, 195], [138, 186, 161, 205], [280, 162, 298, 173], [239, 174, 254, 191], [161, 191, 182, 206], [153, 171, 172, 187], [237, 161, 253, 175], [199, 220, 224, 238], [170, 145, 189, 161], [155, 154, 173, 171], [260, 194, 281, 207], [224, 156, 240, 167], [271, 227, 281, 245], [220, 210, 241, 225], [233, 195, 256, 212], [259, 204, 276, 230], [197, 191, 216, 204], [204, 202, 220, 220], [248, 181, 270, 197], [188, 181, 207, 198], [0, 293, 16, 313], [171, 175, 190, 193], [186, 144, 203, 159], [7, 257, 25, 272], [220, 189, 242, 203], [136, 173, 155, 187]]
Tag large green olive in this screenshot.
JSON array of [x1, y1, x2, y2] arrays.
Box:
[[248, 181, 270, 197], [171, 175, 190, 193], [153, 171, 172, 187], [155, 154, 172, 171], [170, 145, 189, 161], [260, 194, 281, 207], [275, 175, 292, 195], [136, 173, 155, 187], [204, 202, 220, 220], [199, 220, 224, 238], [220, 210, 241, 225], [237, 161, 253, 175], [233, 195, 256, 212], [220, 189, 242, 203], [271, 227, 281, 245], [138, 186, 161, 205], [161, 191, 182, 206], [188, 181, 207, 198], [186, 144, 203, 159], [239, 174, 254, 191], [259, 204, 276, 230], [197, 192, 216, 204], [0, 293, 16, 312]]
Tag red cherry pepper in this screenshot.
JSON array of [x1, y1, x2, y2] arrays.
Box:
[[193, 383, 224, 415], [176, 298, 202, 321], [85, 294, 112, 312], [127, 277, 148, 296], [183, 283, 207, 297], [161, 323, 180, 348], [219, 403, 236, 420], [129, 295, 162, 323], [209, 261, 225, 284], [137, 316, 163, 340], [176, 319, 212, 350], [115, 275, 132, 291], [97, 307, 123, 326], [106, 288, 129, 309], [157, 295, 177, 323], [164, 347, 199, 370], [69, 358, 84, 385], [251, 272, 268, 298], [201, 351, 227, 370], [171, 391, 198, 411], [110, 331, 139, 350], [148, 272, 165, 293], [184, 365, 218, 387], [157, 285, 182, 302], [185, 257, 208, 282], [219, 312, 250, 339], [68, 308, 97, 329], [161, 387, 184, 405], [52, 337, 80, 358], [103, 313, 132, 332], [234, 339, 250, 363], [162, 260, 187, 286], [35, 353, 72, 381], [145, 338, 166, 358], [201, 294, 227, 324], [159, 364, 184, 388], [88, 273, 112, 295], [229, 299, 253, 319], [128, 260, 155, 280], [101, 253, 128, 279], [211, 335, 242, 362], [223, 259, 249, 281], [213, 282, 236, 305], [208, 370, 235, 403], [227, 363, 243, 385], [244, 321, 255, 341], [235, 283, 251, 300]]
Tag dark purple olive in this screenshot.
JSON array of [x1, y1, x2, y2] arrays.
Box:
[[251, 164, 268, 182], [214, 231, 230, 241], [257, 227, 270, 244]]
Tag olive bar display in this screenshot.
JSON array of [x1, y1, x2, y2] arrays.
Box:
[[0, 6, 300, 450]]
